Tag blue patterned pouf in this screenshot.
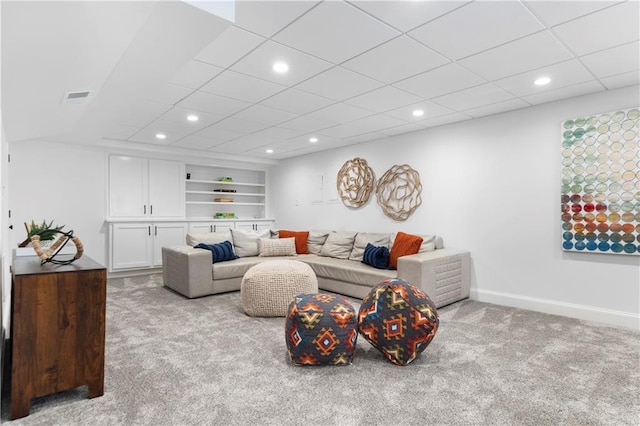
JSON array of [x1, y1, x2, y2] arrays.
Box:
[[285, 293, 358, 366], [358, 278, 439, 366]]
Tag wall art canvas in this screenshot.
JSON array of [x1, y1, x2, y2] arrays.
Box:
[[561, 107, 639, 255]]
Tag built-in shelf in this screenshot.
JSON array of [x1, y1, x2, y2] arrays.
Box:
[[186, 201, 265, 206]]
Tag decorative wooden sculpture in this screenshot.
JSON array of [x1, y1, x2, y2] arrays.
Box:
[[337, 157, 375, 208], [376, 164, 422, 221], [31, 230, 84, 265]]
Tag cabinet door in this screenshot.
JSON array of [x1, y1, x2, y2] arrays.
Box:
[[109, 156, 148, 217], [189, 223, 213, 233], [255, 222, 274, 232], [152, 223, 187, 266], [149, 160, 184, 218], [234, 222, 256, 232], [111, 223, 152, 270], [212, 222, 234, 232]]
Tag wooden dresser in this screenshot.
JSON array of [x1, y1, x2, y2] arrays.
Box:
[[10, 255, 106, 419]]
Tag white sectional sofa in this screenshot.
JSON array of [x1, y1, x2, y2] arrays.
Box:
[[162, 229, 471, 308]]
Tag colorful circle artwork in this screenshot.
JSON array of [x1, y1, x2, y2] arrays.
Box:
[[561, 108, 639, 255]]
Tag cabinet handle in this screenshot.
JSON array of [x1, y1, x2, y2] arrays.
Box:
[[213, 225, 216, 232], [143, 205, 146, 214], [210, 225, 213, 232], [148, 226, 151, 236], [155, 226, 157, 236], [150, 205, 153, 215]]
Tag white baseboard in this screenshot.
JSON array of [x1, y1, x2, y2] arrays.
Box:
[[470, 289, 640, 331]]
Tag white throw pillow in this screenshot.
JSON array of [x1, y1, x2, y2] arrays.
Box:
[[259, 238, 296, 257], [231, 228, 271, 257], [320, 231, 357, 259], [307, 231, 330, 255], [348, 232, 392, 261]]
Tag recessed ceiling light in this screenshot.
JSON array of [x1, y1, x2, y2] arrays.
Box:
[[309, 137, 318, 143], [155, 133, 166, 140], [412, 109, 425, 117], [187, 114, 199, 122], [534, 76, 551, 86], [272, 61, 289, 74], [266, 149, 274, 154]]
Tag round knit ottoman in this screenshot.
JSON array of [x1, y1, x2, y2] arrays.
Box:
[[241, 260, 318, 317], [358, 277, 439, 366], [285, 293, 358, 366]]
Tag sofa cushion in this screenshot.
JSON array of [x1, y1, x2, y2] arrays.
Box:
[[186, 230, 233, 247], [231, 229, 271, 257], [362, 243, 390, 269], [303, 256, 394, 287], [307, 231, 330, 255], [259, 237, 297, 257], [278, 230, 309, 254], [320, 231, 357, 259], [194, 241, 238, 263], [349, 232, 391, 261], [390, 233, 441, 253], [389, 232, 423, 269]]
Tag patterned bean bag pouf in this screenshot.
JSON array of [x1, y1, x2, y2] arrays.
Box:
[[358, 278, 439, 366], [285, 293, 358, 366]]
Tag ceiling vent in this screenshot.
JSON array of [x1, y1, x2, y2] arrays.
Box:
[[62, 90, 93, 104]]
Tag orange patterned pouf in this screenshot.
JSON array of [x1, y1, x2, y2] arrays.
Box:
[[285, 293, 358, 366]]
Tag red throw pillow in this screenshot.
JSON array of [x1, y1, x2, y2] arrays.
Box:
[[389, 232, 423, 269], [279, 230, 309, 254]]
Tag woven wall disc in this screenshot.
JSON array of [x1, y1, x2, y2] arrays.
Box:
[[375, 164, 422, 221], [337, 157, 375, 208]]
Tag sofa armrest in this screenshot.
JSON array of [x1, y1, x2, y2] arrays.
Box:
[[397, 249, 470, 308], [162, 246, 213, 298]]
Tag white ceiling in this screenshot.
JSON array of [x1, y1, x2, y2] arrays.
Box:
[[2, 0, 639, 162]]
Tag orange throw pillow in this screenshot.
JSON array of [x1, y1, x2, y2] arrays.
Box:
[[279, 230, 309, 254], [389, 232, 423, 269]]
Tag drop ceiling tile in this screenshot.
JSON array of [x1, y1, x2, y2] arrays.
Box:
[[522, 0, 622, 27], [255, 126, 305, 140], [231, 40, 333, 85], [319, 124, 370, 139], [409, 1, 543, 60], [114, 100, 173, 128], [259, 88, 334, 114], [233, 104, 296, 126], [169, 60, 223, 89], [101, 123, 140, 141], [234, 1, 320, 38], [171, 134, 218, 150], [306, 103, 374, 123], [458, 31, 573, 81], [159, 106, 224, 129], [272, 1, 400, 64], [432, 84, 515, 111], [278, 114, 334, 133], [348, 0, 469, 32], [521, 80, 605, 105], [128, 119, 193, 144], [206, 117, 269, 134], [377, 122, 424, 137], [195, 26, 266, 68], [580, 41, 640, 78], [145, 84, 192, 105], [177, 90, 251, 116], [494, 60, 595, 97], [347, 131, 386, 143], [193, 125, 243, 144], [552, 1, 639, 56], [464, 98, 531, 118], [295, 66, 384, 101], [392, 63, 486, 99], [348, 114, 408, 132], [342, 35, 449, 84], [200, 70, 287, 103], [418, 112, 472, 128], [599, 70, 640, 89], [384, 101, 454, 122], [345, 86, 424, 113]]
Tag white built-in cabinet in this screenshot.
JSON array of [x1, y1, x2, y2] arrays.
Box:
[[107, 156, 275, 273], [110, 222, 187, 270], [109, 155, 185, 218]]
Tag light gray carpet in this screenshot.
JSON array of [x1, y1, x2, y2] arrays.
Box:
[[2, 274, 639, 425]]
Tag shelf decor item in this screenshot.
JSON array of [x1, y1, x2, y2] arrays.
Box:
[[561, 107, 639, 255], [219, 177, 233, 182], [18, 219, 65, 248], [337, 157, 375, 208], [375, 164, 423, 221], [31, 229, 84, 265]]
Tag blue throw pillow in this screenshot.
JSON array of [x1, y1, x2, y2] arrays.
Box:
[[362, 243, 390, 269], [194, 241, 238, 263]]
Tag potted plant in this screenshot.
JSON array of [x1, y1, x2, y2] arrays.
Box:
[[18, 219, 65, 248]]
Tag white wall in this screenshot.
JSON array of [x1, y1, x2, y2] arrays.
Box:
[[269, 85, 640, 329], [8, 141, 108, 265]]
